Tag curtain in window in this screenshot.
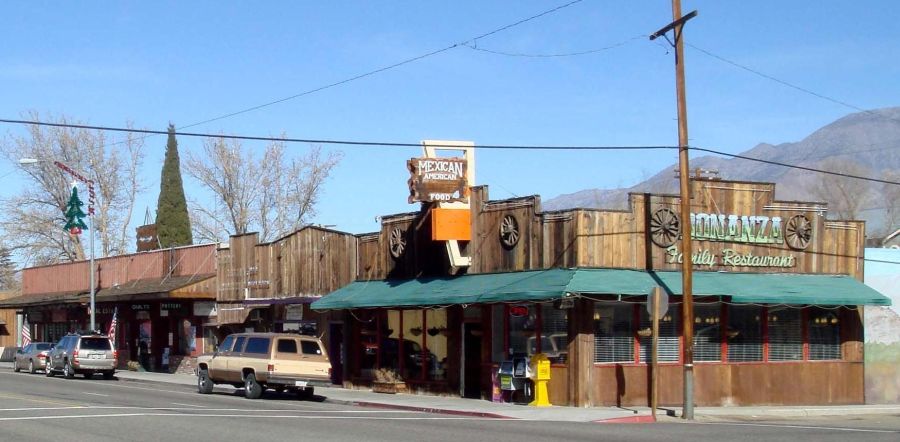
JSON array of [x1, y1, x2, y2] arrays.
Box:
[[594, 304, 634, 363]]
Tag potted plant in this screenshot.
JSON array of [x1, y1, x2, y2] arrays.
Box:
[[372, 368, 407, 394]]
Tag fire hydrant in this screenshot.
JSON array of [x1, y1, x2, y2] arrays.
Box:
[[529, 353, 551, 407]]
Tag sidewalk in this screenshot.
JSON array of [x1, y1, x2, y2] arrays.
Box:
[[4, 362, 898, 422]]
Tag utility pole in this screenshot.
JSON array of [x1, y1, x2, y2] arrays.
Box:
[[650, 2, 698, 420]]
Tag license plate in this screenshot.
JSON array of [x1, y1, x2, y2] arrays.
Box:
[[294, 381, 307, 387], [90, 354, 102, 359]]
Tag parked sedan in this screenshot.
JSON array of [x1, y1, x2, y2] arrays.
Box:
[[14, 342, 53, 374]]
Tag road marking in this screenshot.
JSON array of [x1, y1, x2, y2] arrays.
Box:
[[697, 422, 899, 434], [0, 406, 413, 413], [83, 392, 109, 397], [0, 392, 83, 408], [0, 413, 485, 422], [170, 403, 206, 408]]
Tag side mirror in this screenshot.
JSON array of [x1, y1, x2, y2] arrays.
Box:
[[16, 349, 22, 354]]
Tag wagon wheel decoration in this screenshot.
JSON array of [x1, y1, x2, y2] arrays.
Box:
[[388, 227, 407, 259], [784, 214, 812, 250], [499, 215, 520, 249], [649, 208, 680, 248]]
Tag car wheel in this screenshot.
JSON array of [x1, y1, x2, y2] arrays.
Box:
[[244, 373, 263, 399], [13, 360, 20, 372], [63, 360, 75, 379], [296, 386, 314, 400], [45, 359, 55, 377], [29, 360, 36, 374], [102, 371, 115, 380], [197, 369, 214, 394]]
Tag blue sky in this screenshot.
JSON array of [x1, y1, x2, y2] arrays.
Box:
[[1, 1, 898, 238]]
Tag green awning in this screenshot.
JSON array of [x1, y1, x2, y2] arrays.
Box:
[[311, 268, 891, 311], [645, 271, 891, 306]]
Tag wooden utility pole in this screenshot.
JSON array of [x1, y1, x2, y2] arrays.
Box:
[[650, 2, 697, 420]]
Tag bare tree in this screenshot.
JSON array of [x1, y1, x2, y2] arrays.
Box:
[[185, 136, 342, 242], [0, 112, 145, 264], [807, 159, 872, 220], [884, 170, 900, 233]]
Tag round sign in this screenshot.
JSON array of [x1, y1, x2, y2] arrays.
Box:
[[646, 289, 669, 319]]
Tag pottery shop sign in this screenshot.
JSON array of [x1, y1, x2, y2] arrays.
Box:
[[666, 245, 796, 268], [407, 157, 468, 203], [690, 213, 784, 245]]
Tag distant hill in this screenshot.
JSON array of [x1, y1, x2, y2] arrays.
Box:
[[544, 107, 900, 236]]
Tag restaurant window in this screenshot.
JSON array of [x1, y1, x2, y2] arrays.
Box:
[[639, 308, 679, 363], [491, 305, 505, 363], [693, 304, 721, 362], [767, 306, 802, 361], [424, 309, 448, 381], [808, 307, 841, 360], [726, 305, 763, 362], [508, 305, 536, 358], [538, 304, 568, 364], [357, 310, 380, 374], [593, 304, 635, 363], [380, 310, 402, 371], [399, 310, 422, 379]]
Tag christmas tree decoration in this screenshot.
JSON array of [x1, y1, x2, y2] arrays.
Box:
[[63, 185, 89, 235]]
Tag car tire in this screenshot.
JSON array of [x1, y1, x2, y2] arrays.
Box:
[[45, 359, 55, 377], [13, 361, 20, 372], [296, 387, 314, 400], [197, 369, 214, 394], [244, 373, 263, 399], [29, 360, 36, 374], [63, 360, 75, 379], [102, 371, 115, 380]]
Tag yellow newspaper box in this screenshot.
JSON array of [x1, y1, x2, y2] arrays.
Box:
[[529, 353, 551, 407]]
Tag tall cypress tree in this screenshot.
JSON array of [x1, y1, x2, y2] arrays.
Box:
[[156, 123, 193, 248]]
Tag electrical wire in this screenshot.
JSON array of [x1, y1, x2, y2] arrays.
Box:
[[462, 34, 646, 58]]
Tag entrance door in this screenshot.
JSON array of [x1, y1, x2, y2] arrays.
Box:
[[463, 323, 482, 399], [329, 322, 344, 385]]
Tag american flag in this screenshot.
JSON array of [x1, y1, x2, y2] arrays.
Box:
[[21, 318, 31, 346], [107, 307, 118, 344]]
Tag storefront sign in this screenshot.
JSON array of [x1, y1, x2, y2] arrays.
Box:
[[509, 305, 529, 317], [285, 304, 304, 321], [131, 304, 151, 311], [194, 301, 217, 317], [690, 213, 783, 245], [666, 245, 796, 268], [407, 157, 468, 203]]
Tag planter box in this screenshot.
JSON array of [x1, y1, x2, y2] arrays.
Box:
[[372, 381, 408, 394]]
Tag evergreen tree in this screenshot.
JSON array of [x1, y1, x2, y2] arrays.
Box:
[[156, 124, 193, 248]]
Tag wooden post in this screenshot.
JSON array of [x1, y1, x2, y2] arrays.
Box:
[[651, 287, 660, 420]]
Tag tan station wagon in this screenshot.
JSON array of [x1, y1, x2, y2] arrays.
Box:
[[196, 332, 332, 399]]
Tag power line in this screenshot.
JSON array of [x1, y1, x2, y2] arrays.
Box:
[[462, 34, 646, 58], [170, 0, 587, 134], [691, 146, 900, 186], [0, 117, 674, 151], [3, 116, 898, 187]]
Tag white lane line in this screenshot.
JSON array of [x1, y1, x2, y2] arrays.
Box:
[[697, 422, 899, 434], [0, 406, 414, 413], [83, 392, 109, 397], [0, 413, 488, 422], [170, 403, 206, 408]]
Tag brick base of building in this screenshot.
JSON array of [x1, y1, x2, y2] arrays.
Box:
[[167, 355, 198, 375]]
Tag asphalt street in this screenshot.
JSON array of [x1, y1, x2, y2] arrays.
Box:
[[0, 369, 897, 442]]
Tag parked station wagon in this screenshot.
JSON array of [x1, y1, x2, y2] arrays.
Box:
[[196, 332, 332, 399]]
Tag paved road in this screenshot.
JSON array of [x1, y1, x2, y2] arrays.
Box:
[[0, 369, 897, 442]]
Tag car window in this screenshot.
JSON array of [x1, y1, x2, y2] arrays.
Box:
[[80, 338, 112, 351], [233, 336, 247, 353], [277, 339, 298, 354], [301, 340, 322, 355], [244, 337, 270, 354], [219, 335, 235, 352], [34, 343, 52, 351], [22, 344, 31, 352]]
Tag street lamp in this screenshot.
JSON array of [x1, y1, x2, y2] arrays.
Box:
[[20, 157, 97, 332]]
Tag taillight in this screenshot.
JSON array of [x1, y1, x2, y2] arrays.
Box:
[[267, 364, 275, 376], [112, 350, 118, 361], [38, 351, 47, 358], [328, 367, 332, 377], [72, 350, 79, 359]]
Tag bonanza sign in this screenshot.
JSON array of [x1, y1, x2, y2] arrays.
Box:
[[407, 157, 468, 203]]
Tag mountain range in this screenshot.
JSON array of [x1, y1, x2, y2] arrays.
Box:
[[544, 107, 900, 236]]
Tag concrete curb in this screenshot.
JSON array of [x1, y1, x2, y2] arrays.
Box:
[[594, 415, 657, 424], [351, 401, 516, 419]]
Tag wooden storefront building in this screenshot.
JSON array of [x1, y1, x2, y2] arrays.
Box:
[[312, 179, 891, 406], [0, 244, 218, 372]]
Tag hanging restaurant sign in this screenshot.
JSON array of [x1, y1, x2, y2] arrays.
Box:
[[665, 245, 796, 268], [407, 157, 468, 203]]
